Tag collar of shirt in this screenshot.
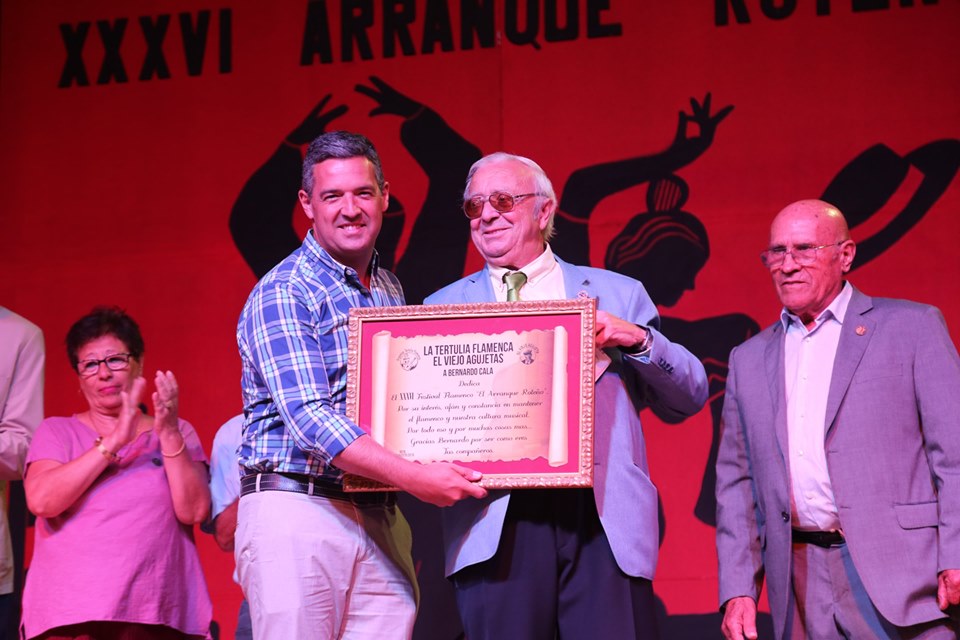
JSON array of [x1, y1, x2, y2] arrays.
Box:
[[487, 244, 559, 298], [303, 230, 379, 288], [779, 280, 853, 335]]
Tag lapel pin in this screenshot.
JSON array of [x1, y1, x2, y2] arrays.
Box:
[[577, 290, 589, 298], [855, 325, 867, 336]]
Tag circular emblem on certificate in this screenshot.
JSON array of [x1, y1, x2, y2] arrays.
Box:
[[518, 343, 539, 365], [397, 349, 420, 371]]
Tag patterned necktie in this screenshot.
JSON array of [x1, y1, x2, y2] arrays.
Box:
[[503, 271, 527, 302]]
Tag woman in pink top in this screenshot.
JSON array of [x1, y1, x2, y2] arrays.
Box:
[[21, 306, 212, 640]]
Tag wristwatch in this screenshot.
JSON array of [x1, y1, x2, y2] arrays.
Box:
[[621, 326, 654, 356]]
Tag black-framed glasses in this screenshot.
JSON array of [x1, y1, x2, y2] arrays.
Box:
[[77, 353, 132, 377], [463, 192, 542, 219], [760, 242, 844, 268]]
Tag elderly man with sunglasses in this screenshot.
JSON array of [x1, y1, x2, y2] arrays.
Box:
[[424, 152, 709, 639], [716, 199, 960, 640]]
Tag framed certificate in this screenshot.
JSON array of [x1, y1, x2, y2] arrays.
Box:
[[343, 298, 596, 490]]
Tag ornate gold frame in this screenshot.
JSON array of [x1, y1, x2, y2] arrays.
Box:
[[343, 298, 596, 490]]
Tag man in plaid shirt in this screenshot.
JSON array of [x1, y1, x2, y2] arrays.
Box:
[[235, 130, 486, 640]]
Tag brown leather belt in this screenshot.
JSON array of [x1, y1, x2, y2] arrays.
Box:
[[792, 529, 845, 547], [240, 472, 395, 507]]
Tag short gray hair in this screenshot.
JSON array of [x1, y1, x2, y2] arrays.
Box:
[[302, 131, 386, 194]]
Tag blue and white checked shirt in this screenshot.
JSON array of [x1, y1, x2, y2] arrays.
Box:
[[236, 231, 405, 483]]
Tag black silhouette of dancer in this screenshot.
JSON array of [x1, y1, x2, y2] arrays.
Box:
[[355, 76, 482, 304], [227, 96, 410, 279], [553, 94, 733, 263], [605, 177, 710, 308], [229, 95, 389, 279], [229, 81, 481, 310], [602, 175, 761, 527], [529, 94, 741, 530]]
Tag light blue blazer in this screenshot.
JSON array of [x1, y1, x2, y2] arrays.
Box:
[[424, 256, 709, 579], [716, 286, 960, 637]]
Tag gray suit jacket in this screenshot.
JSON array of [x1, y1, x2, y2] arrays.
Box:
[[424, 255, 708, 579], [716, 285, 960, 637], [0, 306, 44, 594]]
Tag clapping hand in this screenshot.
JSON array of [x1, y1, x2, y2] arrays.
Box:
[[108, 376, 146, 449], [152, 370, 181, 437]]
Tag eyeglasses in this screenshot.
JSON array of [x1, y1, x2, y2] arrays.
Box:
[[760, 242, 844, 268], [77, 353, 132, 377], [463, 192, 541, 219]]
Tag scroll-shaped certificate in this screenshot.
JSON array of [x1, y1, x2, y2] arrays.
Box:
[[345, 299, 596, 490], [369, 327, 568, 466]]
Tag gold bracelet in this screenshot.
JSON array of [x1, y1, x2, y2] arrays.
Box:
[[161, 439, 187, 458], [94, 437, 121, 463]]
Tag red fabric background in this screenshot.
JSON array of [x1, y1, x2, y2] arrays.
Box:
[[3, 2, 959, 638]]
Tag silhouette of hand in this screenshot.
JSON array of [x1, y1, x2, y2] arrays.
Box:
[[355, 76, 422, 118], [674, 93, 734, 146], [287, 95, 349, 145]]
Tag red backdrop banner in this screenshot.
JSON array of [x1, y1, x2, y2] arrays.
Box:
[[3, 1, 959, 638]]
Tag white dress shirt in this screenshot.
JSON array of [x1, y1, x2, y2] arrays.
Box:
[[782, 281, 853, 532], [487, 244, 566, 301]]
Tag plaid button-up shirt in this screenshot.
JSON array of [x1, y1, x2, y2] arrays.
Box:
[[236, 231, 405, 484]]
